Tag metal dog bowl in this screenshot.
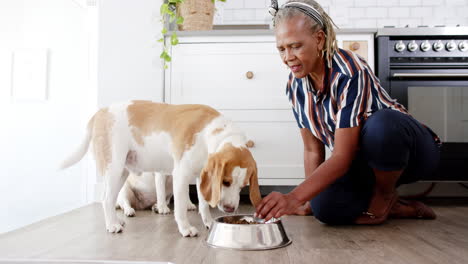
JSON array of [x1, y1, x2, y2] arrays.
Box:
[[206, 214, 292, 250]]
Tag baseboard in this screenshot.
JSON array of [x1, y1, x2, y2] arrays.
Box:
[[93, 181, 468, 203]]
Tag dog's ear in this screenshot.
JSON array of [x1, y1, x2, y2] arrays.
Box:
[[200, 155, 225, 208], [248, 163, 262, 208]]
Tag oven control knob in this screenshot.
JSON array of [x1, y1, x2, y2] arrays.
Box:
[[458, 41, 468, 52], [395, 41, 406, 52], [433, 40, 444, 52], [446, 40, 457, 52], [420, 40, 431, 52], [407, 40, 418, 52]]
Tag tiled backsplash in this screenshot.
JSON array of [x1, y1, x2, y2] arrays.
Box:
[[214, 0, 468, 28]]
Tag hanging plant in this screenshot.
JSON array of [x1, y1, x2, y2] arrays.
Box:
[[158, 0, 227, 69]]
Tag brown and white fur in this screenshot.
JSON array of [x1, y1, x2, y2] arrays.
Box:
[[60, 101, 261, 237]]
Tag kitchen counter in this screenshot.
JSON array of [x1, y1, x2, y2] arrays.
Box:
[[167, 28, 377, 37]]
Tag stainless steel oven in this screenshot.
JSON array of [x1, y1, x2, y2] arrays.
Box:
[[376, 27, 468, 181]]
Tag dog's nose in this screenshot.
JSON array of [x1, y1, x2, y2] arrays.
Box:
[[223, 205, 235, 213]]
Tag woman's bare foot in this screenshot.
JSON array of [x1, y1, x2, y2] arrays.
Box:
[[293, 201, 313, 216]]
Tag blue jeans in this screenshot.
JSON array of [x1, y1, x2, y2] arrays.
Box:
[[310, 109, 440, 225]]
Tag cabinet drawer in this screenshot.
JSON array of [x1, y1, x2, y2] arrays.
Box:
[[221, 110, 305, 180], [167, 42, 290, 110], [336, 33, 375, 71]]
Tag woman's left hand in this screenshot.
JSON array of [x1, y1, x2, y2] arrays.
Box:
[[255, 192, 303, 222]]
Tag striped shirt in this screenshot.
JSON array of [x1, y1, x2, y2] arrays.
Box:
[[286, 48, 407, 150]]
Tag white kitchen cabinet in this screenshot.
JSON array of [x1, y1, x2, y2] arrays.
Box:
[[336, 33, 375, 71], [165, 32, 375, 185]]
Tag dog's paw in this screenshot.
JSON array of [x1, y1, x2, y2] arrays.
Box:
[[106, 222, 124, 233], [152, 204, 172, 215], [202, 218, 214, 229], [178, 225, 199, 237], [187, 202, 197, 211], [123, 208, 136, 217]]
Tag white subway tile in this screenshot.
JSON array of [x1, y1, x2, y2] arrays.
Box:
[[333, 0, 355, 7], [456, 6, 468, 18], [213, 4, 224, 24], [398, 0, 421, 6], [255, 9, 270, 21], [223, 9, 234, 21], [377, 0, 399, 6], [444, 17, 466, 26], [217, 0, 468, 28], [245, 0, 267, 8], [318, 0, 333, 7], [329, 6, 348, 19], [446, 0, 467, 5], [353, 0, 376, 7], [398, 18, 422, 27], [353, 18, 378, 28], [224, 0, 244, 9], [377, 18, 399, 28], [410, 7, 433, 17], [421, 17, 446, 27], [366, 7, 387, 18], [333, 17, 350, 28], [433, 7, 457, 18], [421, 0, 444, 6], [232, 9, 256, 21], [348, 7, 366, 18], [389, 7, 410, 18]]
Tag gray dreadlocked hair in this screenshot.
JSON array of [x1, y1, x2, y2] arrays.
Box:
[[270, 0, 338, 68]]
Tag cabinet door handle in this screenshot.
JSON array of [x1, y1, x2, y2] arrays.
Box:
[[246, 71, 254, 79], [350, 42, 360, 51]]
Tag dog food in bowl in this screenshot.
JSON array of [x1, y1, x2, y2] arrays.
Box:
[[222, 216, 257, 225], [206, 214, 291, 250]]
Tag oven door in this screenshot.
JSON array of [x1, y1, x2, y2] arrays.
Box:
[[390, 68, 468, 180]]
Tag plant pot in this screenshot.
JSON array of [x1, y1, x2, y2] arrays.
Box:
[[177, 0, 215, 31]]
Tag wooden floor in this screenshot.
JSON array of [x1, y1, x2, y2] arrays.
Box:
[[0, 200, 467, 264]]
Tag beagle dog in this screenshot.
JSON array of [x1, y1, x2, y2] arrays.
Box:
[[115, 172, 197, 217], [60, 101, 261, 237]]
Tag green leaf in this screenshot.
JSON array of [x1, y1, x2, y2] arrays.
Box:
[[164, 53, 172, 62], [160, 3, 169, 14], [176, 16, 184, 25], [170, 32, 179, 46], [164, 64, 168, 69], [161, 28, 167, 34], [157, 38, 164, 43]]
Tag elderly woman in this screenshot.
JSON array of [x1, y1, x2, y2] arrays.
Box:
[[255, 0, 440, 225]]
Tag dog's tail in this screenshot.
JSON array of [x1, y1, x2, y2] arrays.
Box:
[[59, 116, 94, 170]]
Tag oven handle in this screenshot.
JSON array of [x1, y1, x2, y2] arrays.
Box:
[[392, 73, 468, 78]]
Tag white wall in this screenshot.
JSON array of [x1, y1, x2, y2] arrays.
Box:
[[98, 0, 164, 108], [93, 0, 164, 199], [215, 0, 468, 28], [0, 0, 166, 232], [0, 0, 96, 233]]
